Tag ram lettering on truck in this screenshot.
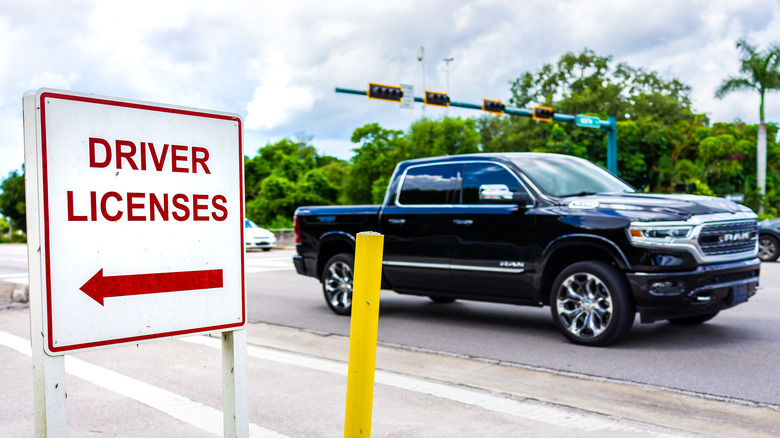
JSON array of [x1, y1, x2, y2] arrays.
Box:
[[293, 153, 760, 346]]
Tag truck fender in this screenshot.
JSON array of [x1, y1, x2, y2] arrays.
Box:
[[533, 234, 631, 304], [315, 232, 356, 278]]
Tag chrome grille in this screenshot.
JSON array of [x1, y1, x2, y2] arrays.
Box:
[[698, 221, 758, 256]]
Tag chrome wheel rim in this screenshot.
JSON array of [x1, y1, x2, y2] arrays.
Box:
[[758, 237, 777, 261], [556, 272, 613, 339], [324, 261, 352, 310]]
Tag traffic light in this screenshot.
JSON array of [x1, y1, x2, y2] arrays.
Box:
[[482, 99, 505, 115], [425, 91, 449, 107], [368, 83, 403, 102], [532, 106, 554, 122]]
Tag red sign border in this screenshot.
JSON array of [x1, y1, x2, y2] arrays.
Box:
[[38, 91, 246, 354]]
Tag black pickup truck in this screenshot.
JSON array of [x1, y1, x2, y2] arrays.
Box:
[[293, 153, 760, 345]]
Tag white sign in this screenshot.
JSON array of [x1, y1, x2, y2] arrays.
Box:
[[25, 89, 245, 355], [400, 84, 415, 109]]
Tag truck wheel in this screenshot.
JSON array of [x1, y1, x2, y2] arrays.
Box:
[[667, 311, 719, 326], [550, 261, 635, 346], [322, 253, 354, 316], [758, 234, 780, 262]]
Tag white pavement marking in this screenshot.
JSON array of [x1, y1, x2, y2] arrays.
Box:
[[0, 330, 288, 438], [184, 336, 685, 438], [0, 273, 29, 284], [244, 257, 294, 274]]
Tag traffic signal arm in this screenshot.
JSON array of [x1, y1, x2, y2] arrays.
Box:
[[335, 85, 618, 175], [335, 87, 368, 97], [335, 87, 578, 124]]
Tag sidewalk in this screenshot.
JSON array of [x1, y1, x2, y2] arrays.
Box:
[[1, 303, 778, 437]]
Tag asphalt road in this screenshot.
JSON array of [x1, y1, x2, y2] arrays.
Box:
[[2, 244, 779, 408], [245, 249, 780, 408]]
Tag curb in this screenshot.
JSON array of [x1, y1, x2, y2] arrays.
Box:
[[0, 281, 29, 303]]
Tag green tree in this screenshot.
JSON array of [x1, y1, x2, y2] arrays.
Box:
[[345, 117, 482, 204], [498, 48, 698, 190], [406, 117, 480, 158], [509, 49, 693, 123], [0, 216, 9, 237], [715, 37, 780, 200], [244, 138, 345, 227], [345, 123, 408, 204], [0, 170, 26, 233], [246, 174, 297, 227], [297, 168, 339, 206]]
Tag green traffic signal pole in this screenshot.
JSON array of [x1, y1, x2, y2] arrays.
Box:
[[335, 87, 619, 176]]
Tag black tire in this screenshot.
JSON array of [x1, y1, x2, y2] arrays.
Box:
[[758, 234, 780, 262], [321, 253, 354, 316], [550, 261, 635, 346], [668, 311, 719, 326], [262, 248, 272, 252]]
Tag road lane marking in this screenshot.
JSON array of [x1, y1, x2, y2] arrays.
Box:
[[245, 266, 293, 273], [0, 330, 288, 438], [0, 273, 29, 284], [244, 256, 294, 273], [185, 335, 686, 437]]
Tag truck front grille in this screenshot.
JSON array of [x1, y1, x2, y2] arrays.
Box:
[[698, 221, 758, 256]]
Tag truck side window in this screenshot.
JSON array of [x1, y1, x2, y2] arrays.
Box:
[[398, 164, 459, 205], [462, 163, 522, 204]]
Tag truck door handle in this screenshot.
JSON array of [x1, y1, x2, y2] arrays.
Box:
[[388, 218, 406, 225], [453, 219, 474, 226]]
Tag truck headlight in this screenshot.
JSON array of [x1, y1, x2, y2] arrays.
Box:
[[628, 225, 694, 243], [629, 227, 692, 239]]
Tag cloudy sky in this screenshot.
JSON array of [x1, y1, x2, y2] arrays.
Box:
[[2, 0, 779, 180]]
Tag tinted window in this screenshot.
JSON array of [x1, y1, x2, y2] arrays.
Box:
[[462, 163, 520, 204], [508, 155, 634, 197], [398, 164, 459, 205]]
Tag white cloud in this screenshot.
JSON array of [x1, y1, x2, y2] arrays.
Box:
[[245, 56, 315, 130], [1, 0, 779, 180]]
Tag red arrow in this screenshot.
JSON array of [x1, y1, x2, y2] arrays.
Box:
[[80, 268, 223, 306]]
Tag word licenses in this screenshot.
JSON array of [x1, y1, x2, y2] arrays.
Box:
[[67, 191, 227, 222], [66, 136, 229, 222]]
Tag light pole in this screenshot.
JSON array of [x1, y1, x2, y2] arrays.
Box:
[[417, 47, 426, 89], [418, 47, 425, 112], [443, 57, 454, 95]]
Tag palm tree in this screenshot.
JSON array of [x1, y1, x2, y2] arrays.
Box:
[[715, 38, 780, 205]]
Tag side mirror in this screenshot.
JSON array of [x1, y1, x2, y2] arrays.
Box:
[[512, 191, 532, 205], [479, 184, 532, 206], [479, 184, 513, 201]]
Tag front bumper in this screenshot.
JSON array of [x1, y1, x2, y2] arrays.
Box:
[[626, 258, 760, 323]]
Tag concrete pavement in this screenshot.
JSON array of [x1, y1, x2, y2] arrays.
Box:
[[1, 298, 779, 437]]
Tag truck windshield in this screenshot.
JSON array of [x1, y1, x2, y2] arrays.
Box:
[[509, 155, 635, 198]]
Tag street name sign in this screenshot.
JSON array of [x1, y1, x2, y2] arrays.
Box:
[[575, 114, 601, 129], [24, 89, 246, 355], [400, 84, 414, 109]]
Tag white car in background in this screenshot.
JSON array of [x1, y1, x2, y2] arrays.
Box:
[[245, 219, 277, 251]]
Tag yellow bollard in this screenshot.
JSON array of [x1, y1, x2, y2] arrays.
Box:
[[344, 232, 385, 437]]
